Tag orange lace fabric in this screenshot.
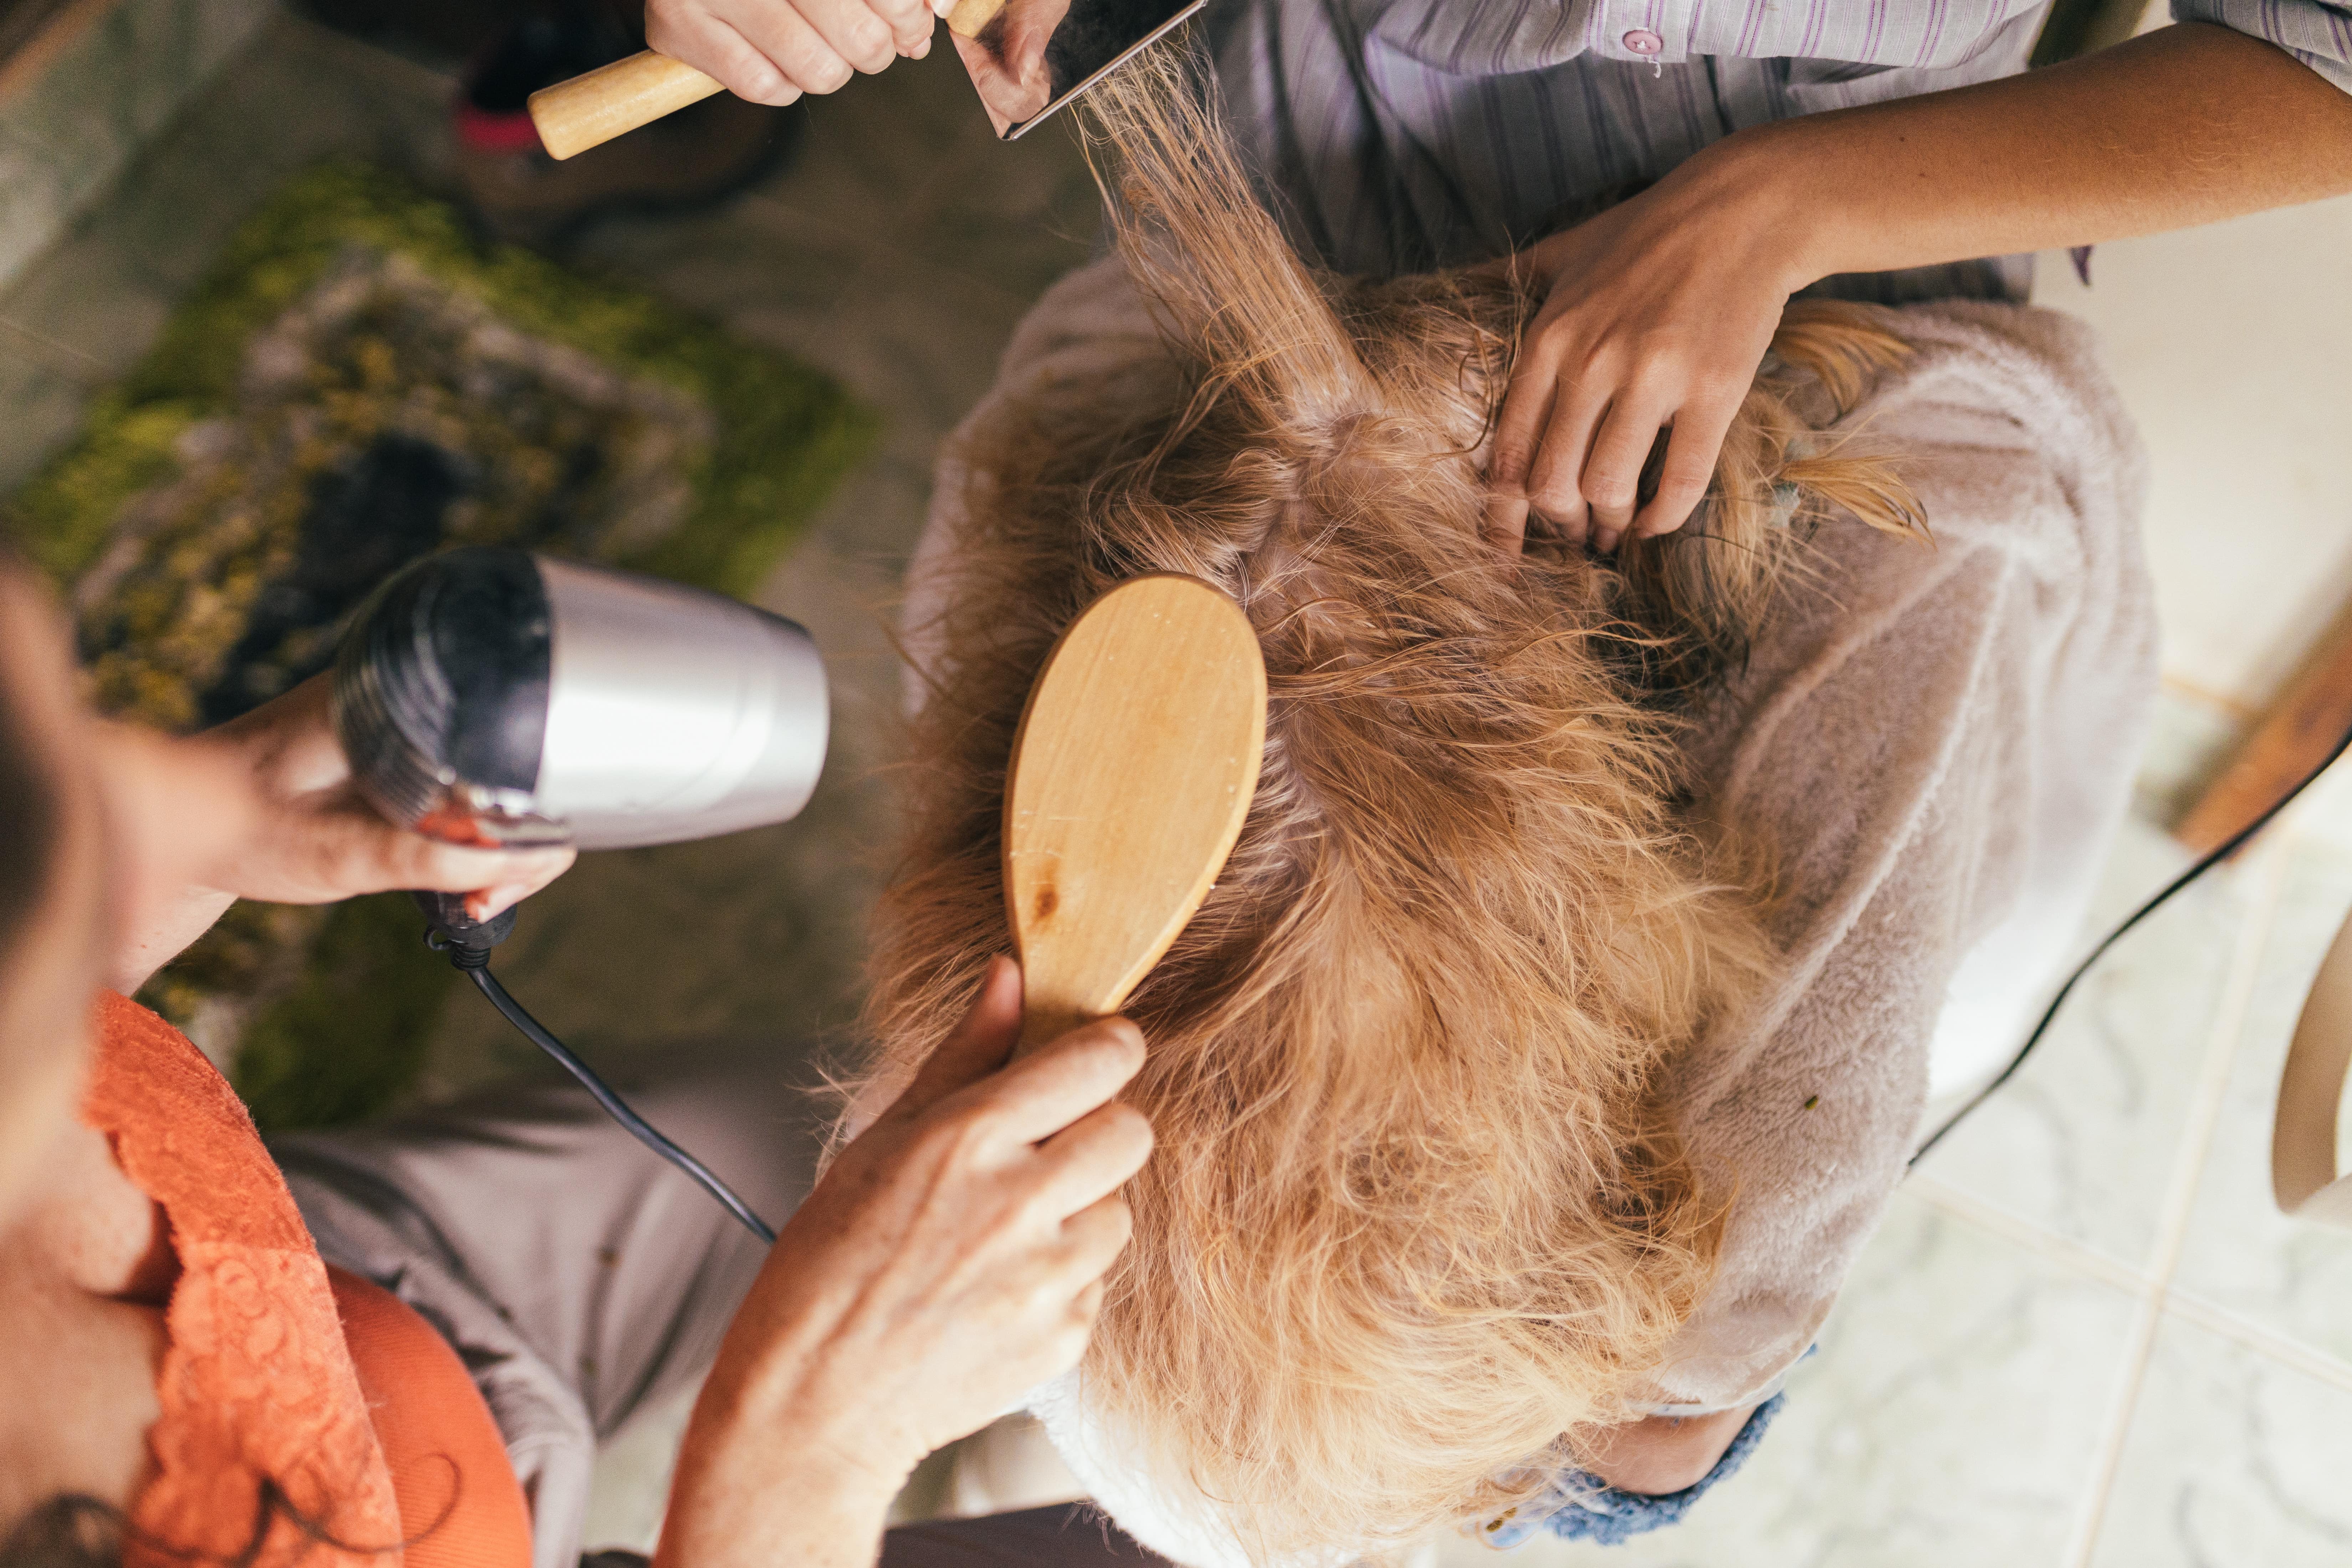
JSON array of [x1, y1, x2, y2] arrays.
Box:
[[81, 991, 404, 1568]]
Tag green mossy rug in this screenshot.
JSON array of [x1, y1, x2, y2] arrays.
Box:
[[7, 161, 876, 1132]]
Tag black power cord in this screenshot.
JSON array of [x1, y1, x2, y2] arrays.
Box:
[[1912, 714, 2352, 1166], [425, 924, 777, 1245]]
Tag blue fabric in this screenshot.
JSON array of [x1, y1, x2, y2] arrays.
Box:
[[1475, 1392, 1788, 1549]]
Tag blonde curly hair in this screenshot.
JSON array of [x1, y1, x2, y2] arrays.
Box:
[[857, 50, 1921, 1565]]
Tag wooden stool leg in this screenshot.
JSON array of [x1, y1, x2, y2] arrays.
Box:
[[2175, 603, 2352, 856]]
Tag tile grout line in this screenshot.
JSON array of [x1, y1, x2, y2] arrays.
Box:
[[2057, 838, 2292, 1568], [1916, 1169, 2352, 1400], [2163, 1287, 2352, 1399], [1907, 1174, 2151, 1295]]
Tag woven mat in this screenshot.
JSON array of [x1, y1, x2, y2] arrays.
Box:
[[8, 162, 874, 1129]]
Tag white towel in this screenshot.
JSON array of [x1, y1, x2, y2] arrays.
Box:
[[1654, 295, 2158, 1409]]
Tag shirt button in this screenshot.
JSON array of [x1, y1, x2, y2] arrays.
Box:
[[1622, 27, 1663, 53]]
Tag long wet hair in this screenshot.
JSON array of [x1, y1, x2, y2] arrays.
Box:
[[858, 48, 1921, 1564]]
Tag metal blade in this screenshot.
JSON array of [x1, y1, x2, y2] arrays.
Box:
[[946, 0, 1204, 141]]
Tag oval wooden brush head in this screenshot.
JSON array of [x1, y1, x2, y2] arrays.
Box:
[[1003, 574, 1267, 1051]]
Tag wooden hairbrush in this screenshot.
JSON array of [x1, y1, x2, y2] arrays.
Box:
[[1002, 574, 1266, 1052]]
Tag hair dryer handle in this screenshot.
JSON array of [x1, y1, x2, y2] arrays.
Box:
[[411, 889, 518, 966]]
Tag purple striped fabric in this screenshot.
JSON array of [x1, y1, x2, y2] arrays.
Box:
[[1204, 0, 2352, 296], [2177, 0, 2352, 81]]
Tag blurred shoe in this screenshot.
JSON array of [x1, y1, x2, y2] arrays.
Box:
[[454, 1, 806, 246]]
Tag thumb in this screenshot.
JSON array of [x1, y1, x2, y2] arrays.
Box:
[[889, 956, 1024, 1119]]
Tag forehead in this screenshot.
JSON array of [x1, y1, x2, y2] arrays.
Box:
[[0, 563, 93, 948], [0, 567, 80, 749], [0, 564, 100, 1228]]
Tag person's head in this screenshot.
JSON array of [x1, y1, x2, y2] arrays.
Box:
[[859, 56, 1922, 1563], [0, 552, 107, 1229], [0, 551, 263, 1233]]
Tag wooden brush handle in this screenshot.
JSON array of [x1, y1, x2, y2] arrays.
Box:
[[527, 51, 725, 161], [944, 0, 1007, 35], [1017, 999, 1089, 1056]]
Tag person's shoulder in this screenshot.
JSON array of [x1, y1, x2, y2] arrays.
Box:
[[1684, 295, 2158, 780], [1853, 300, 2144, 492], [1800, 298, 2149, 591]]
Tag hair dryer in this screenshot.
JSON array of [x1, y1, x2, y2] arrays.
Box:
[[330, 548, 830, 1241], [335, 547, 827, 948]]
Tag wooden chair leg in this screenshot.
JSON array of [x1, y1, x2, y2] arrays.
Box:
[[2175, 602, 2352, 857]]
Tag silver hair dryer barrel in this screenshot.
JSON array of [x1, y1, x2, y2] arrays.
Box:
[[334, 548, 828, 853]]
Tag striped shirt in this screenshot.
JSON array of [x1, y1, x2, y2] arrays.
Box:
[[1204, 0, 2352, 295]]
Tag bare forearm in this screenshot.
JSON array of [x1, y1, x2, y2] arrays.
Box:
[[1705, 23, 2352, 289], [655, 1429, 897, 1568], [654, 1359, 905, 1568]]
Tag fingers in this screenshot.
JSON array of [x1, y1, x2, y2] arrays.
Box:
[[1022, 1261, 1112, 1389], [1525, 378, 1611, 548], [773, 0, 899, 76], [1032, 1099, 1153, 1216], [1498, 363, 1704, 556], [299, 804, 569, 904], [1018, 1198, 1129, 1379], [854, 0, 938, 59], [390, 833, 571, 900], [1631, 393, 1741, 541], [895, 0, 939, 53], [892, 956, 1025, 1117], [1482, 485, 1532, 555], [100, 708, 575, 916], [644, 5, 799, 102], [964, 1016, 1146, 1148], [459, 849, 577, 920], [647, 0, 925, 102], [1486, 337, 1561, 551], [1056, 1191, 1135, 1284], [889, 971, 1146, 1149], [1579, 392, 1675, 554]]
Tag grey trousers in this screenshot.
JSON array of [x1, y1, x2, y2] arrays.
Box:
[[270, 1046, 1166, 1568]]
